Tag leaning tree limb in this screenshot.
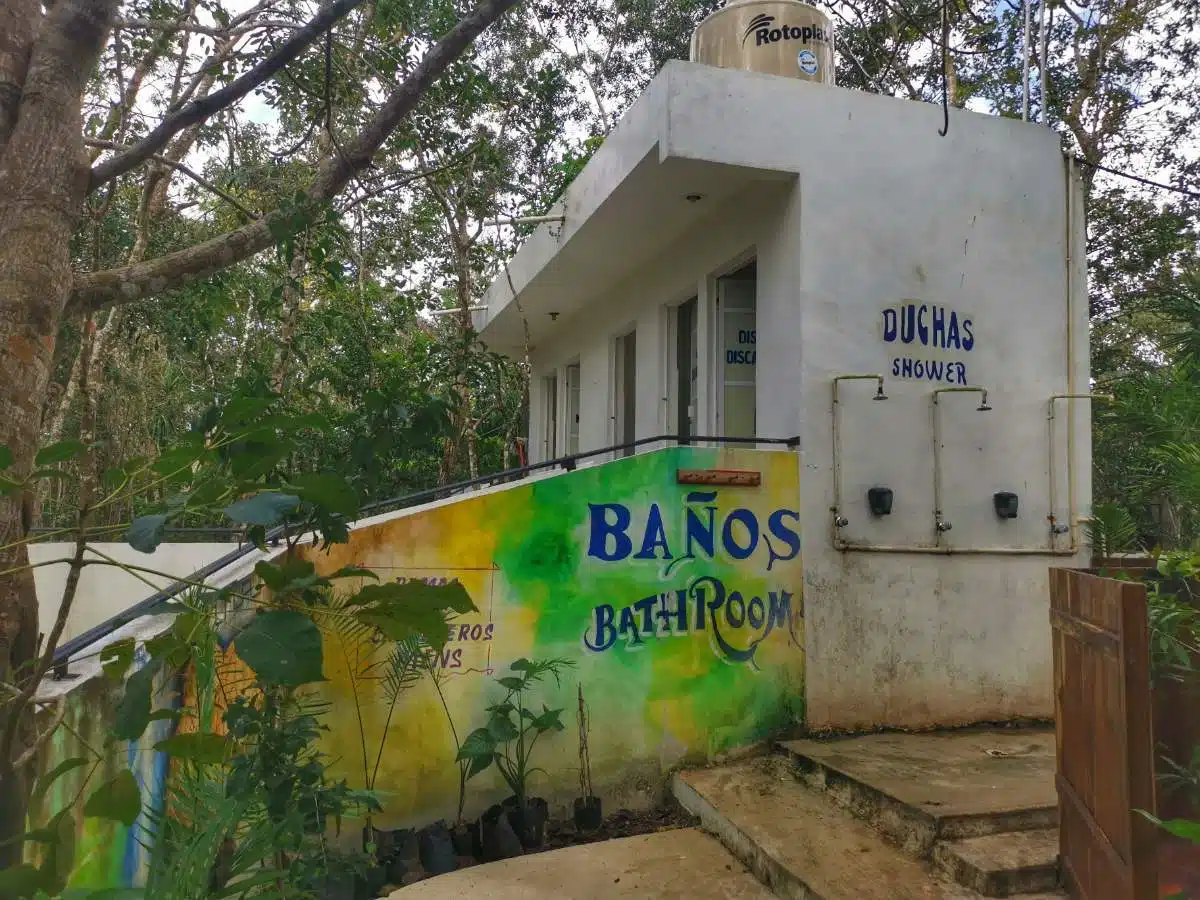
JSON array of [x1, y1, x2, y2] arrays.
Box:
[[69, 0, 525, 314]]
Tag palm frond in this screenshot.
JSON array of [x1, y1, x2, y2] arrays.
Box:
[[1086, 502, 1141, 557], [381, 634, 427, 706]]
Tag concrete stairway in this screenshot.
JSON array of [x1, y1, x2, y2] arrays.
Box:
[[672, 728, 1066, 900]]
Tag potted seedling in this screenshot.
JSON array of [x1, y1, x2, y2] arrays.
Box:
[[573, 684, 602, 831], [458, 657, 575, 852]]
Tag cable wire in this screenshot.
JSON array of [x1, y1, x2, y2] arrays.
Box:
[[1079, 158, 1200, 200]]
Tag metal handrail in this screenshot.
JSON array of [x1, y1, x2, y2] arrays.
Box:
[[51, 433, 798, 665]]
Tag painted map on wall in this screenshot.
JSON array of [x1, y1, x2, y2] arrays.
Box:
[[304, 445, 805, 825]]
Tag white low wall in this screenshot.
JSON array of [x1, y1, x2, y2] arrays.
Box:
[[30, 542, 237, 645]]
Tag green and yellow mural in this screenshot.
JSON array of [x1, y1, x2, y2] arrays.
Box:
[[302, 445, 805, 824]]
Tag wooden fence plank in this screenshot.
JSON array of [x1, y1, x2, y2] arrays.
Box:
[[1050, 567, 1159, 900]]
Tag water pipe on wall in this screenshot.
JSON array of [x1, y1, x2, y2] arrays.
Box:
[[931, 386, 991, 544], [829, 378, 1080, 556], [1047, 392, 1114, 552], [830, 374, 888, 540]]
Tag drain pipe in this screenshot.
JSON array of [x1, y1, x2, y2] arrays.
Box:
[[931, 387, 992, 546], [1047, 393, 1113, 551], [830, 375, 888, 544]]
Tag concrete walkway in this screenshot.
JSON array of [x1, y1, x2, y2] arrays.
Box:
[[387, 828, 773, 899]]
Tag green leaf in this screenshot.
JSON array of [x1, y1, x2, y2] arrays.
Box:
[[456, 727, 497, 762], [510, 658, 535, 673], [112, 661, 160, 741], [100, 638, 136, 680], [253, 558, 328, 595], [235, 610, 324, 686], [126, 515, 168, 553], [1158, 818, 1200, 843], [287, 472, 360, 517], [223, 492, 300, 526], [32, 757, 89, 803], [487, 713, 519, 742], [39, 808, 75, 893], [329, 565, 378, 581], [83, 771, 141, 826], [0, 475, 21, 496], [467, 751, 494, 778], [496, 677, 524, 691], [358, 606, 449, 650], [35, 440, 86, 466], [151, 444, 210, 476], [0, 863, 46, 898], [0, 445, 12, 469], [531, 707, 565, 732], [154, 732, 233, 764]]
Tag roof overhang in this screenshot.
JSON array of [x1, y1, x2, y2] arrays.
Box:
[[475, 62, 795, 356]]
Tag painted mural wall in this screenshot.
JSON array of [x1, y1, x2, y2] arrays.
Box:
[[26, 653, 177, 890], [302, 445, 804, 825]]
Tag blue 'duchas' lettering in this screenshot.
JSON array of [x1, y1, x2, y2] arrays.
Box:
[[583, 575, 797, 665], [586, 492, 800, 571], [882, 303, 974, 351]]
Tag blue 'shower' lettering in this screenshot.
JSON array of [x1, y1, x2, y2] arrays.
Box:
[[882, 302, 974, 385]]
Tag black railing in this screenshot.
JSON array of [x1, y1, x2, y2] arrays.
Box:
[[51, 433, 798, 666], [30, 526, 245, 543]]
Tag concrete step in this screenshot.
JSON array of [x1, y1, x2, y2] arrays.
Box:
[[932, 830, 1060, 897], [673, 757, 1065, 900], [776, 731, 1058, 858]]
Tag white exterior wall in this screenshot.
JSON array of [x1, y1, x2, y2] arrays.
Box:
[[31, 542, 236, 645], [526, 184, 792, 463], [490, 62, 1092, 729]]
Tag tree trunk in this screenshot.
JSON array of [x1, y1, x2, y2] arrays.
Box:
[[0, 0, 119, 869]]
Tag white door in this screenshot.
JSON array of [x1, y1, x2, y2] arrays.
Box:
[[565, 363, 580, 455], [613, 331, 637, 456], [719, 272, 756, 438], [543, 374, 558, 460]]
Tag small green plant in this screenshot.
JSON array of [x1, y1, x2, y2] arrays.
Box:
[[1086, 502, 1141, 559], [1158, 745, 1200, 805], [1148, 551, 1200, 682], [457, 658, 575, 806]]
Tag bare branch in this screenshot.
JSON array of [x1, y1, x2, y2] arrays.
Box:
[[13, 695, 66, 769], [89, 0, 368, 192], [115, 17, 302, 37], [85, 138, 256, 220], [70, 0, 525, 314]]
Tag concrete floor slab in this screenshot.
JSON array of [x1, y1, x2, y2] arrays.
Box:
[[780, 729, 1057, 821], [386, 828, 774, 899]]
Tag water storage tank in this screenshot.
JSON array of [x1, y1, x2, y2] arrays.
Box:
[[691, 0, 835, 85]]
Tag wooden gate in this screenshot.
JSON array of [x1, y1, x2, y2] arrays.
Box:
[[1050, 567, 1159, 900]]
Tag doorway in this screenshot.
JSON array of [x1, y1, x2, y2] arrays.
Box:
[[565, 362, 580, 455], [675, 298, 698, 438], [542, 374, 558, 460], [614, 330, 637, 456], [718, 262, 756, 438]]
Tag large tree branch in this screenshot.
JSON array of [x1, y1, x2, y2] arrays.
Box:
[[88, 0, 367, 192], [69, 0, 523, 314], [0, 0, 41, 148]]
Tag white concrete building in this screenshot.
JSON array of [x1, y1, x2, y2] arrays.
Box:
[[475, 60, 1093, 730]]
